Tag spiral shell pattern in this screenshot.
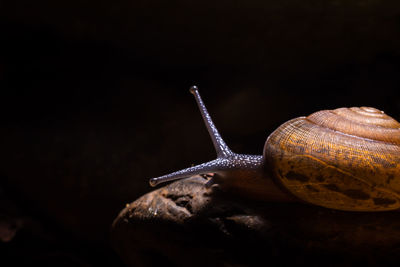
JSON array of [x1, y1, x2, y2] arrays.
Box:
[[265, 107, 400, 211]]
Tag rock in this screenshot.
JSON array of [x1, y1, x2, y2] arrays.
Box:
[[112, 176, 400, 267]]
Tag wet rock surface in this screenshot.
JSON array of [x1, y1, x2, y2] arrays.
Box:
[[112, 176, 400, 267]]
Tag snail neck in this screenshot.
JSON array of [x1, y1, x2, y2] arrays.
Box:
[[220, 153, 264, 171], [213, 153, 294, 202]]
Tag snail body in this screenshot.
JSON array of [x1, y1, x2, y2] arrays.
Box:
[[150, 87, 400, 211]]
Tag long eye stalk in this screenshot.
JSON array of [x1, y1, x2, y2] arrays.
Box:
[[189, 86, 232, 157], [149, 86, 233, 187], [149, 86, 263, 187]]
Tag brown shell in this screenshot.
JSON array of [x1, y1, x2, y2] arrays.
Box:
[[265, 107, 400, 211]]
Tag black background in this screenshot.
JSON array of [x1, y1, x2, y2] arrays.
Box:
[[1, 1, 400, 266]]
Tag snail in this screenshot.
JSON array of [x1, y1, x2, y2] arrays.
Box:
[[149, 86, 400, 211]]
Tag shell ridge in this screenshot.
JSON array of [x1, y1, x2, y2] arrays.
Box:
[[333, 108, 399, 129], [305, 116, 400, 146]]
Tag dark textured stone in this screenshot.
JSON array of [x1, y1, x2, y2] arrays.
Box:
[[112, 176, 400, 267]]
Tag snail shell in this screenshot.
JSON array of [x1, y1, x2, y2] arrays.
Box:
[[266, 107, 400, 211]]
